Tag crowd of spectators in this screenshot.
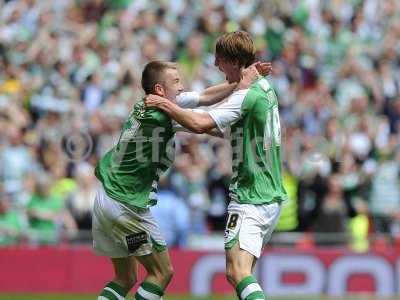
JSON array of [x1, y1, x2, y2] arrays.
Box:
[[0, 0, 399, 250]]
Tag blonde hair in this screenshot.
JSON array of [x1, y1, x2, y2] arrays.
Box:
[[215, 31, 256, 67]]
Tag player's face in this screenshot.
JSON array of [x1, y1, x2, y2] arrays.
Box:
[[159, 68, 184, 102], [214, 54, 241, 83]]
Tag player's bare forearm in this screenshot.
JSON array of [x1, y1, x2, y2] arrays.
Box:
[[146, 97, 216, 134], [199, 82, 237, 106]]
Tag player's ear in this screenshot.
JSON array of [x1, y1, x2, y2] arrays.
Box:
[[153, 83, 165, 96]]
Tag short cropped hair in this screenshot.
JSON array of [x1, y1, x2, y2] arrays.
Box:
[[141, 60, 177, 94], [215, 31, 256, 67]]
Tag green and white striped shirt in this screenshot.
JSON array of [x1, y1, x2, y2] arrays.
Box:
[[208, 78, 287, 205]]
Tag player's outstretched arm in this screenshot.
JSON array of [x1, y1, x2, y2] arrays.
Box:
[[198, 61, 271, 106], [198, 82, 237, 106], [145, 95, 216, 134]]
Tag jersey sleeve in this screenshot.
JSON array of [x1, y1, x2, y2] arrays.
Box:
[[176, 92, 200, 108], [208, 90, 247, 132]]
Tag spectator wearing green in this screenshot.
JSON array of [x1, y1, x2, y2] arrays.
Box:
[[0, 194, 26, 246], [27, 175, 77, 244]]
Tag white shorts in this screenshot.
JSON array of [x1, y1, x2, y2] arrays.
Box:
[[224, 201, 281, 258], [92, 187, 166, 258]]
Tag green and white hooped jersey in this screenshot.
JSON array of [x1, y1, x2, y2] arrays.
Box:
[[208, 78, 287, 205], [95, 92, 199, 209]]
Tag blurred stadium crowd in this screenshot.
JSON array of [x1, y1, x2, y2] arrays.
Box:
[[0, 0, 399, 250]]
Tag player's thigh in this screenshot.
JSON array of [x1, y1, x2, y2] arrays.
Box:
[[123, 208, 167, 257], [260, 202, 281, 246], [136, 248, 173, 276], [224, 202, 264, 259], [111, 256, 138, 281], [226, 242, 255, 274], [92, 190, 129, 258], [94, 189, 167, 258]]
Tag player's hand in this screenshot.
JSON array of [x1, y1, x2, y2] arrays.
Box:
[[144, 94, 168, 108], [255, 61, 272, 76], [237, 61, 272, 90], [237, 64, 259, 90]]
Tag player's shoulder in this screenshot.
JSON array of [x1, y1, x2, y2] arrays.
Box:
[[234, 77, 273, 102], [251, 77, 273, 93], [133, 100, 171, 126], [242, 78, 277, 112]]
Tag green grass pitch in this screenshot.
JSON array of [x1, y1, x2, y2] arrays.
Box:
[[1, 295, 400, 300]]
